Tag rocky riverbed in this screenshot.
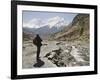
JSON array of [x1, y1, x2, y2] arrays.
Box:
[[22, 40, 89, 68]]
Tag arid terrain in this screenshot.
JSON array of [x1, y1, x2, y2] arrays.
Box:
[[22, 14, 90, 68], [22, 40, 89, 68]]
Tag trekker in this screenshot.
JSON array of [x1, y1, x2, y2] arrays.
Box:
[[33, 34, 42, 62]]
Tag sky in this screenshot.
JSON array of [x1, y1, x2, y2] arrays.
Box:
[[22, 11, 77, 28]]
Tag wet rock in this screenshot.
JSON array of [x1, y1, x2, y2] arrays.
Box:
[[43, 43, 48, 46], [57, 61, 66, 67], [52, 48, 63, 55], [44, 48, 62, 61], [56, 42, 65, 45], [45, 46, 76, 67], [48, 52, 56, 60], [56, 42, 61, 45], [44, 52, 51, 57], [44, 41, 89, 67]]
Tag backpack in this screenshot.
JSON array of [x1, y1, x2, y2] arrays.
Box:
[[33, 39, 37, 45]]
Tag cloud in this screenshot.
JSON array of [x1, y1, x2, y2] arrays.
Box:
[[23, 16, 68, 28], [23, 18, 44, 28]]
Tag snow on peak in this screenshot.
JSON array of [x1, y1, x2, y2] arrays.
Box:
[[23, 16, 67, 29], [46, 16, 65, 28]]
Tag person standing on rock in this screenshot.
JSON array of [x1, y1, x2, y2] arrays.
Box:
[[33, 34, 42, 62]]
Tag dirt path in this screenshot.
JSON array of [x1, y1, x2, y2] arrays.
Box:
[[22, 40, 58, 68]]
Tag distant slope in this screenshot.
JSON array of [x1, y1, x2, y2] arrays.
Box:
[[23, 16, 68, 39], [51, 14, 90, 42], [23, 23, 66, 36], [23, 32, 34, 41]]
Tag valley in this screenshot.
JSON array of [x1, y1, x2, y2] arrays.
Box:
[[22, 14, 90, 68]]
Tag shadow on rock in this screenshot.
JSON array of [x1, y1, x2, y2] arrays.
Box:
[[33, 59, 45, 67]]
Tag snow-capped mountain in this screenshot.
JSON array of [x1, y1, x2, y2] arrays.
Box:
[[23, 16, 68, 36], [23, 16, 67, 29], [45, 16, 67, 29]]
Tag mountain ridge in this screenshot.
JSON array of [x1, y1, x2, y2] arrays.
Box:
[[23, 16, 68, 38], [51, 14, 90, 42]]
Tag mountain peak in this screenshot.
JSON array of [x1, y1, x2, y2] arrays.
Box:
[[23, 16, 67, 29], [46, 16, 66, 28]]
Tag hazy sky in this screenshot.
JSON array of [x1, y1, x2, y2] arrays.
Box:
[[23, 11, 77, 28]]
